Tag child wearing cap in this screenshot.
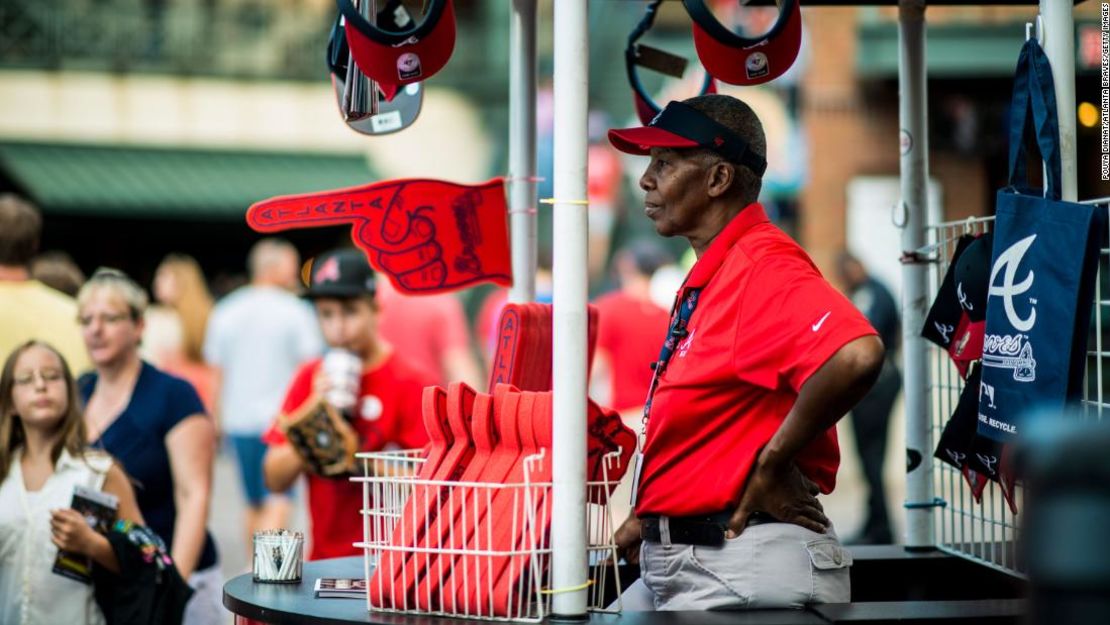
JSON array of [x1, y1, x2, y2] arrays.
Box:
[[262, 248, 433, 561]]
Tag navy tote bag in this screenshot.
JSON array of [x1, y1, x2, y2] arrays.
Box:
[[977, 39, 1104, 448]]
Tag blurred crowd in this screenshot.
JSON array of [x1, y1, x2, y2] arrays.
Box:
[[0, 191, 684, 624]]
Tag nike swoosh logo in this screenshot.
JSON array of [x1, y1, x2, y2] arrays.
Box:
[[812, 312, 831, 332]]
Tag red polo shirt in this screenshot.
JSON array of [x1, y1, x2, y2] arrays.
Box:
[[635, 204, 877, 517], [263, 352, 432, 559]]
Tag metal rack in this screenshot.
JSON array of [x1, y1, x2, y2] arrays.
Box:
[[352, 449, 624, 622], [925, 197, 1110, 578]]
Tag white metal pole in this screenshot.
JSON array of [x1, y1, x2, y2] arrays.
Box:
[[898, 0, 934, 550], [508, 0, 538, 303], [1039, 0, 1078, 201], [550, 0, 590, 619]]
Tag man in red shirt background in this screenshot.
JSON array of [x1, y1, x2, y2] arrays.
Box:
[[376, 278, 483, 389], [592, 241, 674, 523], [262, 248, 432, 560], [607, 95, 885, 610], [591, 239, 673, 414]]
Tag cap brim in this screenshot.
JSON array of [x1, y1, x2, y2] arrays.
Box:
[[607, 126, 700, 156], [330, 74, 423, 135], [691, 2, 801, 86], [302, 285, 373, 300]]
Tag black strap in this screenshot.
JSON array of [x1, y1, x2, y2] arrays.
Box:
[[624, 0, 714, 121], [651, 101, 768, 176], [642, 286, 702, 420], [682, 0, 797, 47], [336, 0, 448, 46], [1007, 38, 1062, 200]]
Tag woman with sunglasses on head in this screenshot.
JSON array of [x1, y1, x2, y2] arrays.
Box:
[[76, 269, 222, 625], [0, 340, 143, 625]]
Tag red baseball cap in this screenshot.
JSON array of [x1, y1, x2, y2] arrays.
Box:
[[682, 0, 802, 86], [608, 100, 767, 176], [338, 0, 456, 102]]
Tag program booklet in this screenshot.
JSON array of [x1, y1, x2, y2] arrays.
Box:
[[314, 577, 367, 599], [52, 485, 118, 584]]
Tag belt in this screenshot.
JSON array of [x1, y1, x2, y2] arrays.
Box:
[[640, 512, 780, 547]]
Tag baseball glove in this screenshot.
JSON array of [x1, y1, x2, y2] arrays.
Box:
[[279, 396, 360, 477]]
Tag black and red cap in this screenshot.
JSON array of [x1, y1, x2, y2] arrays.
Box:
[[608, 100, 767, 176], [303, 248, 377, 300], [682, 0, 802, 86], [337, 0, 455, 101]]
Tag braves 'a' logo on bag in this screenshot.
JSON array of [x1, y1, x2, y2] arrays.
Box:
[[979, 380, 997, 409], [988, 234, 1037, 332]]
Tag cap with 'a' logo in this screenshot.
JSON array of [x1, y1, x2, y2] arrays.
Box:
[[302, 248, 378, 300]]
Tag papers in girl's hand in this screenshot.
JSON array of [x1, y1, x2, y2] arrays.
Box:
[[52, 486, 119, 584]]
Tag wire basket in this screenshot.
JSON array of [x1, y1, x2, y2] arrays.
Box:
[[926, 198, 1110, 577], [353, 448, 624, 622]]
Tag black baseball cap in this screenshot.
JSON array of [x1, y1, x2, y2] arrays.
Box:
[[302, 248, 377, 300], [953, 232, 992, 323]]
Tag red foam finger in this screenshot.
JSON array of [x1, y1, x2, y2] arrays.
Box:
[[405, 382, 479, 610], [492, 390, 554, 617], [376, 241, 443, 275], [415, 386, 511, 612], [246, 183, 401, 232], [488, 305, 525, 392], [530, 304, 552, 392], [441, 386, 524, 615], [247, 177, 511, 295], [368, 386, 448, 610], [587, 402, 636, 495], [465, 390, 539, 616], [396, 261, 448, 292]]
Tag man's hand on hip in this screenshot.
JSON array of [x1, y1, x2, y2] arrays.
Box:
[[725, 449, 829, 538], [614, 514, 643, 565]]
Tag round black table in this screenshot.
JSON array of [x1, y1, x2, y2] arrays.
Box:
[[224, 556, 371, 625], [223, 556, 825, 625]]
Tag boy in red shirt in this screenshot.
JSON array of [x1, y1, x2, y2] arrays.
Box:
[[262, 248, 432, 560]]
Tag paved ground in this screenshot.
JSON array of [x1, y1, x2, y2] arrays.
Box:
[[208, 404, 908, 623]]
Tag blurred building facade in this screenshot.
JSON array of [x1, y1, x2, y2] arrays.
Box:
[[0, 0, 1105, 291], [0, 0, 504, 288], [801, 3, 1107, 290]]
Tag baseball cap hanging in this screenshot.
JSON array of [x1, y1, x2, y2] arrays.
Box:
[[326, 3, 423, 134], [946, 232, 992, 367], [337, 0, 456, 102], [682, 0, 801, 86], [626, 0, 716, 126]]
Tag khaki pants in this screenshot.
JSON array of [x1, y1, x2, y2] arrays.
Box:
[[619, 521, 852, 611]]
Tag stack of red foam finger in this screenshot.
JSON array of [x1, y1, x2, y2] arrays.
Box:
[[367, 380, 634, 618], [487, 303, 599, 393]]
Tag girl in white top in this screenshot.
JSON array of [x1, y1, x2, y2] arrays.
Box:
[[0, 340, 143, 625]]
